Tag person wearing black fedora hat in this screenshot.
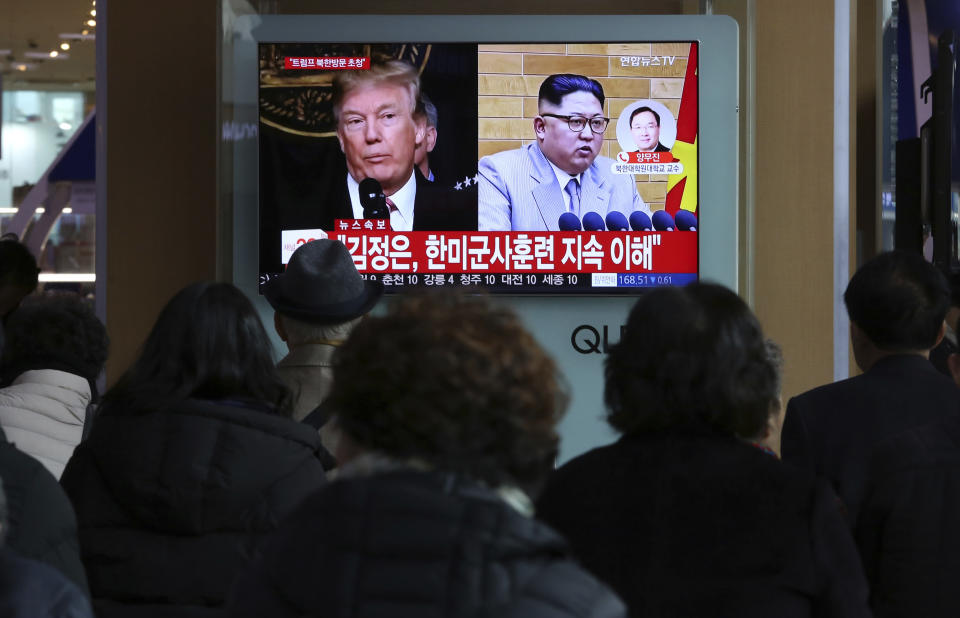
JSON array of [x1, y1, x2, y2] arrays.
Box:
[[263, 239, 383, 451]]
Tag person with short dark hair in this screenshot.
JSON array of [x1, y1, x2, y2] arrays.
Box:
[[0, 477, 93, 618], [226, 291, 626, 618], [60, 282, 327, 618], [782, 250, 960, 528], [0, 295, 108, 478], [478, 73, 650, 231], [536, 283, 871, 618], [629, 106, 669, 153]]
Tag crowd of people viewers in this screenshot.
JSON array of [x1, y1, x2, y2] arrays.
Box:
[[2, 233, 960, 616]]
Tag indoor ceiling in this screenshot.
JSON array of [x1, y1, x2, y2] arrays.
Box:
[[1, 0, 97, 90]]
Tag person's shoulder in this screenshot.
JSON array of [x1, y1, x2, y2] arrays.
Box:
[[414, 173, 478, 231], [789, 373, 866, 411], [872, 413, 960, 478], [91, 399, 323, 460], [480, 144, 535, 167], [539, 440, 634, 502], [553, 440, 625, 475]]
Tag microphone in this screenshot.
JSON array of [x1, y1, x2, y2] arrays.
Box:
[[359, 178, 389, 219], [558, 212, 582, 231], [605, 211, 630, 231], [629, 211, 653, 231], [652, 210, 676, 231], [675, 210, 698, 231], [582, 211, 606, 231]]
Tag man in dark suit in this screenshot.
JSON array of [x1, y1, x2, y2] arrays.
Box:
[[629, 106, 669, 153], [781, 250, 960, 527], [856, 411, 960, 617], [270, 59, 474, 242], [327, 59, 474, 232]]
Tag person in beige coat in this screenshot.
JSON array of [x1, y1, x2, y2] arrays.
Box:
[[262, 239, 382, 456], [0, 295, 108, 478]]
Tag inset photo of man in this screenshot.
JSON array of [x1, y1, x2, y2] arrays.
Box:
[[616, 100, 677, 155]]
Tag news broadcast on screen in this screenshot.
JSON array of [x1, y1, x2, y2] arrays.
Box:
[[258, 41, 700, 293]]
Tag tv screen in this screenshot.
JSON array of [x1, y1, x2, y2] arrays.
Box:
[[258, 41, 701, 294]]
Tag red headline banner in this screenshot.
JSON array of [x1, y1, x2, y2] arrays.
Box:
[[284, 56, 370, 70], [333, 226, 698, 274]]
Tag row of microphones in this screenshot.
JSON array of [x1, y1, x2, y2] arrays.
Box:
[[359, 177, 390, 219], [556, 210, 696, 232]]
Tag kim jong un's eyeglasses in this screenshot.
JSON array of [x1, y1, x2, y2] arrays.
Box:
[[540, 113, 610, 133]]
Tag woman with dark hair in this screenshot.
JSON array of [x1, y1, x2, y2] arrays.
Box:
[[226, 290, 626, 618], [60, 282, 327, 618], [536, 283, 872, 618], [0, 294, 108, 478]]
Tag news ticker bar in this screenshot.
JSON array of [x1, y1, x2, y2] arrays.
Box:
[[259, 271, 697, 293], [365, 272, 696, 289]]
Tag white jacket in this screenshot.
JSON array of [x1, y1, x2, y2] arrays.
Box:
[[0, 369, 90, 479]]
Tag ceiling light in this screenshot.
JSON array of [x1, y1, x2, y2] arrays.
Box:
[[86, 19, 96, 27], [59, 122, 73, 131], [49, 50, 59, 57], [60, 42, 70, 51], [90, 9, 96, 16], [81, 30, 89, 35]]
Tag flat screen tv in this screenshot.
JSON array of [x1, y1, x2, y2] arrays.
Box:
[[232, 15, 739, 294]]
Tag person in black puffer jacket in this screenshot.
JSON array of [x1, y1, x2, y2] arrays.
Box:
[[60, 282, 329, 618], [0, 476, 92, 618], [0, 427, 88, 596], [226, 291, 626, 618]]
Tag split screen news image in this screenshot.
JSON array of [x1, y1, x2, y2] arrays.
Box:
[[258, 42, 700, 294]]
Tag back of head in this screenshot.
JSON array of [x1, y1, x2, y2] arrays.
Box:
[[327, 290, 567, 489], [605, 283, 776, 438], [538, 73, 605, 108], [103, 282, 291, 415], [332, 58, 422, 121], [0, 294, 108, 384], [844, 250, 949, 351], [0, 240, 38, 319]]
